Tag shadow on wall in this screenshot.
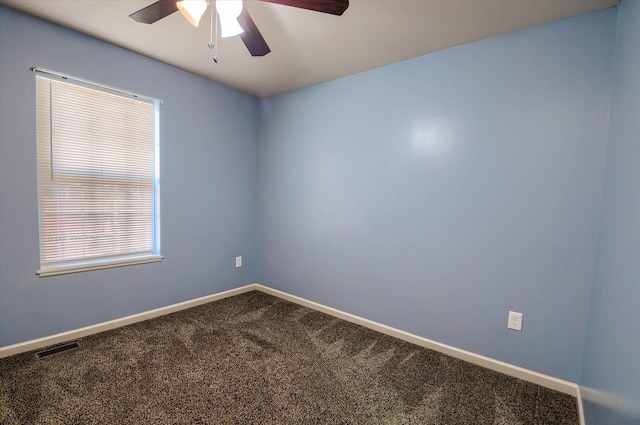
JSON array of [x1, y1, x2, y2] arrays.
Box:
[[582, 387, 640, 424]]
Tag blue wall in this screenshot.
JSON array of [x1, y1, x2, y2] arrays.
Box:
[[2, 4, 638, 421], [580, 1, 640, 423], [0, 7, 259, 346], [257, 9, 617, 382]]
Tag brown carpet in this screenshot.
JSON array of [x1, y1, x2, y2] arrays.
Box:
[[0, 290, 579, 424]]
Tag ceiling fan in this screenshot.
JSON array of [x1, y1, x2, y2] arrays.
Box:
[[129, 0, 350, 57]]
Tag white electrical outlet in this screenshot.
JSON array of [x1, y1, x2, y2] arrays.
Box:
[[235, 256, 242, 268], [508, 311, 523, 331]]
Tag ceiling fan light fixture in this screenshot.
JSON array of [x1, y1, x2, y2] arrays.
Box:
[[220, 18, 244, 38], [216, 0, 244, 38], [177, 0, 208, 27]]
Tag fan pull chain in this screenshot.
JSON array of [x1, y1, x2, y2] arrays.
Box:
[[208, 0, 213, 49], [207, 0, 219, 63], [214, 8, 219, 63]]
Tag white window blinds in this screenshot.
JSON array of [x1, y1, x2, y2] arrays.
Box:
[[35, 72, 161, 276]]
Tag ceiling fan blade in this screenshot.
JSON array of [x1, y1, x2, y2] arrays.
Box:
[[259, 0, 349, 16], [130, 0, 179, 24], [237, 8, 271, 57]]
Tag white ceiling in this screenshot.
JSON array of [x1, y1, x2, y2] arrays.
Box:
[[0, 0, 619, 98]]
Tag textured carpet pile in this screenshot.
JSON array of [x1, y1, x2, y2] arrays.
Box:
[[0, 290, 579, 424]]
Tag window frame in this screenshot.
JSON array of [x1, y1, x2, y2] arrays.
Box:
[[34, 68, 162, 277]]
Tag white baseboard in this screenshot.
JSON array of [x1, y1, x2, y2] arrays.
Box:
[[0, 284, 256, 359], [576, 385, 586, 425], [0, 282, 582, 423], [254, 284, 579, 397]]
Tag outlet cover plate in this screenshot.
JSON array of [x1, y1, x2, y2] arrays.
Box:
[[508, 311, 523, 331]]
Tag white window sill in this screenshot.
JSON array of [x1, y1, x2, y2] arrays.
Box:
[[37, 255, 163, 277]]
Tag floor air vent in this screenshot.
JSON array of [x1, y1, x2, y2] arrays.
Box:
[[35, 341, 80, 359]]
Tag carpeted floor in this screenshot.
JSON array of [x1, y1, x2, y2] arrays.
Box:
[[0, 290, 579, 424]]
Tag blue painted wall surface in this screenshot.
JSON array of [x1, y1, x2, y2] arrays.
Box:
[[580, 1, 640, 423], [3, 4, 638, 417], [0, 7, 259, 346], [257, 10, 616, 382]]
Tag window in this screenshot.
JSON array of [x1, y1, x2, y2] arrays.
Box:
[[35, 69, 161, 277]]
